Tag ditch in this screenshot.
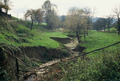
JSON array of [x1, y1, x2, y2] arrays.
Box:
[[22, 36, 86, 81]]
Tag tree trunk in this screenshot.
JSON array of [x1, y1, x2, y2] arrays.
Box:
[[108, 24, 110, 32], [76, 31, 80, 43], [118, 18, 120, 35], [0, 8, 2, 12], [5, 9, 8, 14], [31, 20, 33, 30], [16, 58, 19, 81], [38, 21, 39, 26], [87, 20, 89, 36], [104, 26, 105, 32], [87, 27, 88, 36], [84, 29, 86, 41]]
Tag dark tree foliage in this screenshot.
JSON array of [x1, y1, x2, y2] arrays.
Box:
[[93, 18, 107, 31], [42, 0, 60, 30], [45, 10, 60, 30]]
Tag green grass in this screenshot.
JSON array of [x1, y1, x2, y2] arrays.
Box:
[[80, 30, 120, 57], [45, 32, 68, 38], [41, 23, 47, 25], [105, 28, 117, 33], [0, 20, 68, 48], [11, 16, 20, 21], [21, 31, 67, 48]]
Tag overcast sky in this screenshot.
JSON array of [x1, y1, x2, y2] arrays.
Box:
[[8, 0, 120, 18]]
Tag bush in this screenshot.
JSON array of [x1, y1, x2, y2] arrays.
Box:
[[62, 50, 70, 57], [105, 28, 117, 33], [42, 52, 53, 61], [26, 22, 31, 27], [60, 52, 120, 81]]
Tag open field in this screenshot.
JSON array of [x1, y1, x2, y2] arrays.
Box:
[[80, 30, 120, 57]]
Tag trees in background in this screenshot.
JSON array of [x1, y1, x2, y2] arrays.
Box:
[[42, 0, 58, 15], [24, 9, 35, 30], [113, 4, 120, 35], [93, 18, 102, 31], [45, 10, 61, 30], [106, 15, 114, 32], [83, 7, 95, 36], [93, 17, 114, 32], [24, 9, 43, 30], [42, 0, 60, 30], [93, 18, 104, 31], [61, 15, 66, 27], [101, 18, 107, 31], [34, 8, 43, 25], [63, 7, 87, 43]]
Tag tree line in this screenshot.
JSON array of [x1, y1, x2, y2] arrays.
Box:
[[1, 0, 120, 35], [93, 16, 114, 32]]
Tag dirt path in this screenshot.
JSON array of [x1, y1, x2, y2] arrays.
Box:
[[64, 38, 79, 49], [22, 38, 80, 81]]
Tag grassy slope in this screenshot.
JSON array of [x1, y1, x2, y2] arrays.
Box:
[[80, 30, 120, 57], [0, 17, 67, 49]]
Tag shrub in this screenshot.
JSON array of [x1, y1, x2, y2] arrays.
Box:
[[60, 52, 120, 81], [62, 50, 70, 57]]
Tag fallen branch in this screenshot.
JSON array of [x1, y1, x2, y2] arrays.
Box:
[[84, 41, 120, 55]]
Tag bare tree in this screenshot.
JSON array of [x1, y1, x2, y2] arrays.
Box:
[[0, 0, 11, 13], [113, 4, 120, 35], [63, 7, 87, 43], [24, 9, 36, 30], [24, 9, 43, 29], [34, 8, 43, 25], [4, 0, 11, 14]]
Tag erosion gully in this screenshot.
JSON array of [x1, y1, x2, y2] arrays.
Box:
[[20, 36, 85, 81]]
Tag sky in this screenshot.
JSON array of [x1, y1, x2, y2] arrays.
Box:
[[8, 0, 120, 19]]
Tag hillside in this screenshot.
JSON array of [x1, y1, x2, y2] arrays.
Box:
[[0, 13, 73, 81], [0, 15, 68, 48]]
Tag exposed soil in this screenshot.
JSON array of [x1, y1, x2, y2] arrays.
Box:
[[21, 46, 64, 61], [50, 37, 72, 44], [20, 36, 86, 81], [67, 35, 76, 38], [64, 37, 78, 49], [73, 45, 86, 52]]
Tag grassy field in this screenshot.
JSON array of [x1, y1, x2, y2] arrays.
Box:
[[80, 30, 120, 57], [0, 19, 68, 48], [20, 30, 68, 48]]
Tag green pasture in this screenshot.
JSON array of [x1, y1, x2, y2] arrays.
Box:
[[80, 30, 120, 57]]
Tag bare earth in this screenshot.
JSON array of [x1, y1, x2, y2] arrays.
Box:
[[22, 37, 80, 81]]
